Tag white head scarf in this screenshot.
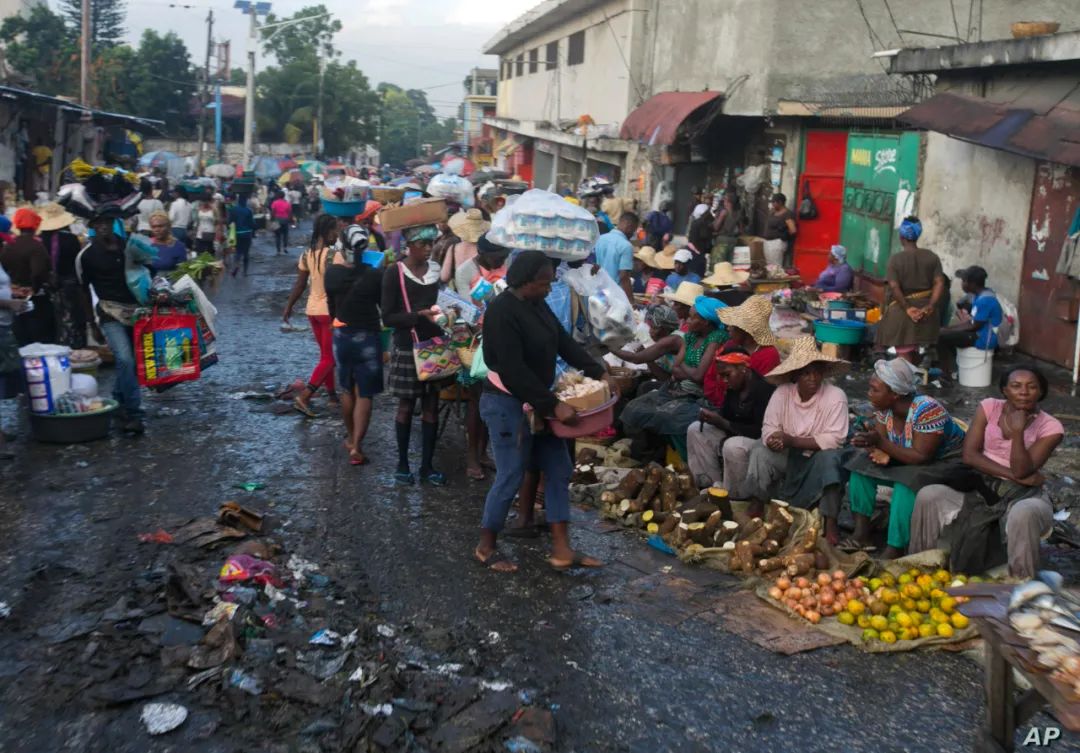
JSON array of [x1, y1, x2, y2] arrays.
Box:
[[691, 203, 709, 220]]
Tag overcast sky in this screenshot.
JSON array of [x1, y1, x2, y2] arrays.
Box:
[[84, 0, 539, 117]]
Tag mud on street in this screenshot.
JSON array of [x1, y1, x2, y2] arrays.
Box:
[[3, 227, 1080, 753]]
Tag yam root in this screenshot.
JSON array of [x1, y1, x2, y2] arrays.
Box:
[[687, 522, 710, 545], [714, 520, 740, 545], [707, 487, 734, 520], [618, 499, 633, 516], [571, 464, 598, 484], [612, 469, 646, 500], [646, 522, 660, 534], [659, 470, 679, 504], [635, 463, 665, 507], [740, 518, 769, 546], [760, 539, 780, 557], [814, 551, 830, 571], [641, 510, 668, 525], [758, 556, 785, 573], [599, 491, 619, 506], [796, 525, 819, 554], [680, 501, 719, 524], [733, 540, 756, 573], [703, 510, 723, 537], [676, 473, 695, 497], [575, 448, 600, 466], [765, 499, 794, 541], [659, 514, 680, 535], [674, 522, 691, 547], [782, 553, 815, 576]]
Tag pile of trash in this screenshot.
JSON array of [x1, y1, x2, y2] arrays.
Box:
[[12, 500, 557, 751]]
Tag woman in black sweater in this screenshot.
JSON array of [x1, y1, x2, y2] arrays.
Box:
[[381, 224, 450, 485], [325, 225, 384, 466], [475, 250, 609, 573]]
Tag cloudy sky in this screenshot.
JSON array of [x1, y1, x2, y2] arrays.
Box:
[[107, 0, 539, 117]]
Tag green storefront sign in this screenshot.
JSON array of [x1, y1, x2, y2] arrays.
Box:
[[839, 132, 920, 278]]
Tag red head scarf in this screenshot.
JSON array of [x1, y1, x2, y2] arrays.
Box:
[[13, 207, 41, 232]]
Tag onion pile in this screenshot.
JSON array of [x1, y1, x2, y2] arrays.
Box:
[[767, 570, 869, 624]]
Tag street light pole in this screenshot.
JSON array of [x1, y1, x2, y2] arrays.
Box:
[[79, 0, 90, 105], [242, 6, 257, 168], [315, 43, 325, 158]]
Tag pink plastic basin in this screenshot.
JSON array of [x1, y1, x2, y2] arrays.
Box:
[[547, 394, 619, 439]]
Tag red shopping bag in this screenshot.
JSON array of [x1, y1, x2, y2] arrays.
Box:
[[134, 308, 202, 387]]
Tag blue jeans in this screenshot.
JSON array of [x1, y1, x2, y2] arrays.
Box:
[[100, 319, 141, 418], [480, 391, 571, 533], [235, 234, 253, 275], [172, 227, 188, 245]]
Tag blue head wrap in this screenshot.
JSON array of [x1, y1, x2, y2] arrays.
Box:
[[0, 216, 10, 234], [403, 224, 439, 244], [830, 245, 847, 263], [693, 295, 727, 326], [899, 217, 922, 241]]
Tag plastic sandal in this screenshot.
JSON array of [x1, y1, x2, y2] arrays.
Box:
[[421, 470, 448, 487], [394, 470, 415, 485]]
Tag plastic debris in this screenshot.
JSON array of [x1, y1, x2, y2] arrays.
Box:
[[286, 554, 320, 583], [360, 703, 393, 717], [0, 602, 10, 619], [218, 555, 276, 585], [309, 629, 341, 646], [202, 601, 238, 626], [1055, 509, 1071, 521], [376, 624, 396, 638], [222, 585, 258, 605], [486, 631, 501, 645], [349, 662, 381, 687], [264, 583, 285, 603], [233, 482, 265, 492], [342, 629, 358, 647], [647, 534, 677, 555], [480, 679, 512, 691], [505, 737, 542, 753], [141, 703, 188, 735], [297, 650, 350, 680], [137, 529, 174, 544], [228, 668, 262, 695], [434, 663, 464, 675]]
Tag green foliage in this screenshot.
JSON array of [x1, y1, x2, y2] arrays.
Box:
[[376, 84, 457, 166], [260, 4, 339, 65], [0, 6, 79, 95], [58, 0, 126, 51]]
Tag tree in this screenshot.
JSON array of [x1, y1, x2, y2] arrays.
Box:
[[260, 4, 339, 66], [378, 86, 423, 166], [127, 31, 197, 132], [59, 0, 126, 52], [0, 6, 79, 95]]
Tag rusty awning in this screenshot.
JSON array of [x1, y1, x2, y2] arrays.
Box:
[[898, 88, 1080, 167], [620, 91, 723, 146]]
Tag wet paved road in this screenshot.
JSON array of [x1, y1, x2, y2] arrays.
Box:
[[1, 226, 1079, 752]]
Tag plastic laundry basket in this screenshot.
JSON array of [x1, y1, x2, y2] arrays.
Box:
[[957, 347, 993, 387]]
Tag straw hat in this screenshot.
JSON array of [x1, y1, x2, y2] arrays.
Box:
[[654, 243, 677, 270], [764, 336, 849, 384], [718, 294, 777, 346], [634, 245, 658, 267], [702, 261, 750, 288], [448, 208, 490, 242], [662, 281, 705, 307], [37, 202, 77, 232]]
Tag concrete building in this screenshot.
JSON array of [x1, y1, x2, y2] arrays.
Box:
[[0, 0, 41, 23], [892, 30, 1080, 370], [482, 0, 1074, 281], [459, 67, 497, 168]]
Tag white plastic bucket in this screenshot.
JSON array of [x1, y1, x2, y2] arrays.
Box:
[[957, 346, 993, 388], [19, 343, 72, 414]]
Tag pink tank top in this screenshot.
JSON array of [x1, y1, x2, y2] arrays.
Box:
[[980, 398, 1063, 468]]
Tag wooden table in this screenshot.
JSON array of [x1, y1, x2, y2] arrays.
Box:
[[951, 583, 1080, 752]]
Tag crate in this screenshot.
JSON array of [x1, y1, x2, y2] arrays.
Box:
[[378, 198, 448, 231], [825, 308, 867, 322]]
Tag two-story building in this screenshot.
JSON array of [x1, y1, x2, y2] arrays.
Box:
[[483, 0, 1073, 282]]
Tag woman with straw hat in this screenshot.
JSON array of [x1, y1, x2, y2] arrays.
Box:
[[441, 208, 491, 294], [723, 337, 850, 519], [701, 261, 749, 289], [632, 246, 665, 299], [661, 280, 706, 329], [38, 202, 86, 348], [620, 296, 728, 459]]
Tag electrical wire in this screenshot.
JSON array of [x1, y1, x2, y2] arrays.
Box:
[[881, 0, 905, 44], [852, 0, 890, 73], [947, 0, 961, 41]]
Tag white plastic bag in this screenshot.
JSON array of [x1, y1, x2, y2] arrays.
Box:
[[562, 265, 636, 348], [426, 174, 475, 208], [487, 189, 597, 261]]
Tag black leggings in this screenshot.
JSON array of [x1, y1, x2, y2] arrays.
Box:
[[275, 222, 289, 253]]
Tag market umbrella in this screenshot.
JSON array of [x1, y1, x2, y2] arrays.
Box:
[[277, 168, 313, 186], [278, 157, 299, 171], [139, 150, 179, 169], [441, 155, 475, 177], [204, 163, 235, 179], [300, 160, 327, 175]]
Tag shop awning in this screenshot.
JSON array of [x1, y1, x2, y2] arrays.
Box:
[[899, 88, 1080, 167], [619, 91, 723, 146]]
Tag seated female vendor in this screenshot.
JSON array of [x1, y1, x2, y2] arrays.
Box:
[[909, 365, 1064, 579], [842, 357, 967, 557], [619, 296, 727, 459], [610, 304, 684, 395], [702, 294, 782, 408], [723, 338, 849, 519], [812, 245, 854, 293]]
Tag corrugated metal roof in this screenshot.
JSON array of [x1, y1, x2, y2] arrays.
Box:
[[619, 91, 722, 146], [0, 85, 164, 132], [898, 88, 1080, 167]]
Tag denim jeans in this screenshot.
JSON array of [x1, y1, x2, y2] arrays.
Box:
[[479, 391, 571, 533], [235, 234, 253, 275], [100, 319, 142, 418]]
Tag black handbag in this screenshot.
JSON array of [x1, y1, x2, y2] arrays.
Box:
[[797, 180, 818, 220]]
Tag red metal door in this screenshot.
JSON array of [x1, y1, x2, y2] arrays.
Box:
[[793, 130, 848, 282], [1018, 162, 1080, 367]]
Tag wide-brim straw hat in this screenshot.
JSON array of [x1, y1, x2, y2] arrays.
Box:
[[718, 294, 777, 346], [654, 243, 677, 270], [702, 261, 750, 288], [448, 207, 490, 242], [37, 202, 78, 232], [662, 281, 705, 307], [765, 336, 849, 384], [634, 245, 658, 267]]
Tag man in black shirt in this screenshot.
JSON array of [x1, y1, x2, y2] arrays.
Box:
[[77, 216, 145, 434]]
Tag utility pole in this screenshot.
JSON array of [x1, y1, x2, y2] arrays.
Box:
[[314, 42, 325, 158], [242, 6, 257, 168], [196, 9, 213, 174], [79, 0, 90, 105]]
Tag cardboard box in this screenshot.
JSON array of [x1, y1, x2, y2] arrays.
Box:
[[560, 382, 610, 411], [377, 198, 448, 231]]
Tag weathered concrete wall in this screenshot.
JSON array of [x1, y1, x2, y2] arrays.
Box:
[[493, 0, 637, 128], [143, 139, 379, 165], [918, 132, 1034, 303]]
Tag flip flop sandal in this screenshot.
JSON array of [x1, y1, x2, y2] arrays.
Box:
[[548, 552, 603, 571], [838, 537, 877, 553], [466, 468, 486, 481], [349, 451, 368, 466], [394, 471, 415, 485], [421, 471, 448, 486], [292, 398, 318, 418], [503, 525, 540, 539], [474, 548, 517, 573]]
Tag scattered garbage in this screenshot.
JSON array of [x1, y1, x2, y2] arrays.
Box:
[[309, 628, 341, 646], [505, 737, 542, 753], [140, 703, 188, 735], [376, 624, 396, 638], [0, 602, 10, 619], [296, 650, 350, 680], [647, 533, 677, 555], [227, 668, 262, 695], [201, 601, 238, 626], [218, 501, 264, 532], [137, 529, 174, 544], [1056, 509, 1071, 521], [218, 554, 276, 586], [233, 482, 265, 492]]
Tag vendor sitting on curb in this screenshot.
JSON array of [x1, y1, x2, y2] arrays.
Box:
[[937, 265, 1003, 382], [723, 338, 849, 519], [662, 281, 705, 331], [910, 365, 1064, 579], [812, 245, 854, 293], [842, 357, 968, 556], [610, 304, 684, 396], [703, 295, 781, 408], [664, 249, 702, 290], [686, 349, 775, 491], [619, 296, 727, 460]]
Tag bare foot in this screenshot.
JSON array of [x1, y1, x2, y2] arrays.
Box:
[[466, 464, 485, 481], [548, 551, 603, 571]]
